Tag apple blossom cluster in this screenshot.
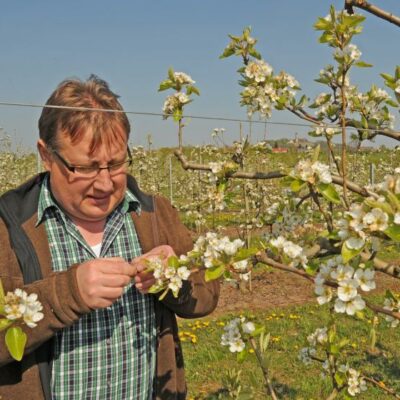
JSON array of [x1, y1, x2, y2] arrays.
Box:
[[188, 232, 251, 281], [299, 327, 367, 396], [146, 257, 191, 299], [370, 168, 400, 194], [347, 86, 395, 131], [333, 43, 361, 63], [298, 327, 328, 365], [346, 368, 368, 397], [269, 236, 308, 269], [173, 72, 195, 86], [337, 203, 393, 251], [3, 288, 44, 328], [220, 317, 255, 353], [383, 297, 400, 328], [240, 59, 300, 119], [162, 92, 191, 116], [290, 159, 332, 185], [314, 256, 375, 316]]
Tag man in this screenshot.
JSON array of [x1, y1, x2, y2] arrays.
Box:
[[0, 75, 219, 399]]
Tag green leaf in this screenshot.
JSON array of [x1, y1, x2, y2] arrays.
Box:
[[248, 47, 262, 60], [173, 109, 183, 122], [387, 191, 400, 212], [354, 61, 373, 68], [205, 265, 226, 282], [304, 261, 320, 276], [364, 199, 393, 214], [233, 247, 258, 262], [380, 73, 395, 84], [158, 79, 173, 92], [313, 18, 332, 31], [189, 86, 200, 96], [329, 343, 339, 355], [341, 241, 363, 263], [167, 255, 179, 269], [219, 47, 235, 59], [5, 326, 27, 361], [318, 32, 334, 44], [148, 282, 166, 294], [343, 14, 365, 27], [386, 99, 399, 107], [0, 318, 13, 331], [157, 287, 170, 301], [251, 325, 265, 338], [236, 349, 248, 363], [168, 67, 175, 81], [317, 183, 341, 204], [384, 223, 400, 242], [259, 332, 270, 352], [334, 372, 345, 386], [290, 178, 306, 193]]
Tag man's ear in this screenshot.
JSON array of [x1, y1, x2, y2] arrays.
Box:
[[37, 139, 52, 171]]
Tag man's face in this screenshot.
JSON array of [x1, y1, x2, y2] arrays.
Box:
[[39, 130, 129, 225]]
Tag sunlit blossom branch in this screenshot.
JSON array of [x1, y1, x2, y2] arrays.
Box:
[[174, 149, 285, 179], [306, 239, 400, 279], [345, 120, 400, 142], [365, 300, 400, 320], [255, 251, 400, 321], [344, 0, 400, 27], [255, 252, 314, 282], [174, 149, 379, 198], [360, 251, 400, 279], [362, 376, 400, 399]]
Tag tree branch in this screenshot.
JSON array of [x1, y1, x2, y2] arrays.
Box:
[[174, 149, 379, 198], [255, 251, 400, 320], [344, 0, 400, 27]]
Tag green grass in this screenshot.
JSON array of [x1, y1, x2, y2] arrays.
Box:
[[179, 298, 400, 399]]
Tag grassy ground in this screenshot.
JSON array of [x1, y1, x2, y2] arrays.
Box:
[[179, 297, 400, 399]]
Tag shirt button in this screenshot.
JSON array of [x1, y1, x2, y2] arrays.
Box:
[[106, 338, 111, 345]]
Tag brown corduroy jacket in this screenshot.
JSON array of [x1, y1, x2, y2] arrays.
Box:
[[0, 173, 220, 400]]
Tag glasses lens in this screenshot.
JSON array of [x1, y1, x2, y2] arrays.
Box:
[[109, 160, 130, 175], [74, 167, 99, 178]]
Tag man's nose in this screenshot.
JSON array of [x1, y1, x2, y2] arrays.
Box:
[[93, 168, 113, 192]]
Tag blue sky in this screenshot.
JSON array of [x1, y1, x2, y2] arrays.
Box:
[[0, 0, 399, 150]]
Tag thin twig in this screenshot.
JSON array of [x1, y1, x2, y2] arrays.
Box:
[[249, 337, 279, 400]]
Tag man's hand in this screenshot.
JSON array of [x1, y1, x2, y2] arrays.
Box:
[[76, 257, 137, 309], [130, 245, 176, 294]]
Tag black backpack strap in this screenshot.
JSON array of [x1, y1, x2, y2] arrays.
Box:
[[0, 181, 52, 400]]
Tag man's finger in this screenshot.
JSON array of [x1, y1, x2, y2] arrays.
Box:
[[100, 274, 132, 288]]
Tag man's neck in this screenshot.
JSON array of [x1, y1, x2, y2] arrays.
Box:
[[72, 218, 106, 246]]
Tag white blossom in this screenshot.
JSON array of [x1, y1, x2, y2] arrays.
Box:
[[245, 60, 273, 82], [4, 289, 44, 328], [174, 72, 195, 85], [362, 208, 389, 231], [354, 268, 376, 292]]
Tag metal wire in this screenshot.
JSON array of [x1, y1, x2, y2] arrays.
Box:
[[0, 100, 397, 134]]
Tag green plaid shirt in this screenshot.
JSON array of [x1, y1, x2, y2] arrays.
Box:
[[37, 177, 156, 399]]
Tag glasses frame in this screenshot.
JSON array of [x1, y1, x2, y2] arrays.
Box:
[[50, 147, 132, 177]]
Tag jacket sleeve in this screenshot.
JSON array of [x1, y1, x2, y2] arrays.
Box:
[[0, 220, 91, 366], [153, 196, 220, 318]]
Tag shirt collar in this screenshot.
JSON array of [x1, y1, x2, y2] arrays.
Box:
[[36, 175, 141, 226]]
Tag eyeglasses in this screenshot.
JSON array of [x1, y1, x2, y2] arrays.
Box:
[[50, 147, 132, 178]]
